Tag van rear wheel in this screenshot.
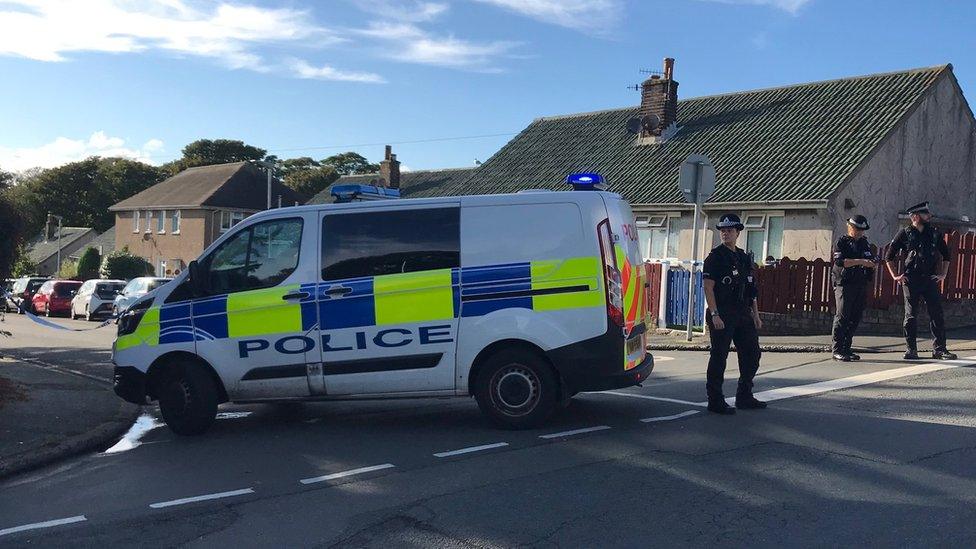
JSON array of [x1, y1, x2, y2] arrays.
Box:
[[158, 366, 218, 436], [474, 349, 558, 429]]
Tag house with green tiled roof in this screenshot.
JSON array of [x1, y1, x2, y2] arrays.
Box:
[[416, 61, 976, 262]]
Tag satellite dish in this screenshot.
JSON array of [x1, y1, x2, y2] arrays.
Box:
[[626, 116, 642, 134], [641, 113, 660, 132]]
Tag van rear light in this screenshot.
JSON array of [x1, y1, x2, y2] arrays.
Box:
[[597, 218, 624, 329]]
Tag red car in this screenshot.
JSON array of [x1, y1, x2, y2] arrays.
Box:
[[32, 280, 82, 317]]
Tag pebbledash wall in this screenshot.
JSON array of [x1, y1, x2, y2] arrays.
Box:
[[757, 298, 976, 337]]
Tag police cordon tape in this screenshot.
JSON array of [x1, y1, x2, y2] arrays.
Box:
[[1, 289, 118, 332]]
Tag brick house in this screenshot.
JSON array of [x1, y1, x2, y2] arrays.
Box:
[[26, 225, 97, 276], [109, 162, 303, 276], [405, 61, 976, 264]]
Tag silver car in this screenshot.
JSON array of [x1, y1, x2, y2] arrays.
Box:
[[112, 277, 172, 317]]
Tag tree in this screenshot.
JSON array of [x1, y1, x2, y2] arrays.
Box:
[[283, 166, 339, 199], [57, 258, 78, 280], [163, 139, 268, 175], [278, 156, 320, 176], [77, 247, 101, 280], [8, 157, 164, 236], [100, 248, 153, 280], [321, 152, 379, 175], [0, 193, 26, 279], [0, 169, 12, 191]]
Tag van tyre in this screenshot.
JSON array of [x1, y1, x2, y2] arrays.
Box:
[[158, 366, 218, 436], [474, 349, 559, 429]]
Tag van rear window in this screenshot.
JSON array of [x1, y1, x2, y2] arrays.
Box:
[[321, 207, 460, 280]]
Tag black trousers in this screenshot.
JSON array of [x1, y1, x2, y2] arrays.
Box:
[[832, 283, 867, 354], [705, 309, 761, 403], [903, 277, 947, 351]]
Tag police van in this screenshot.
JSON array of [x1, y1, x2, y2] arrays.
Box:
[[112, 175, 654, 434]]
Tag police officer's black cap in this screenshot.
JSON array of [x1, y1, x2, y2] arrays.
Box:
[[906, 201, 930, 215], [847, 215, 870, 230], [716, 213, 744, 231]]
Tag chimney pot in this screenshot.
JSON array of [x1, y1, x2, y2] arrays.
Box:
[[638, 57, 679, 138], [379, 145, 401, 189]]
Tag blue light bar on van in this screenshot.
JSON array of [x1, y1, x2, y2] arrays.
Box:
[[566, 172, 607, 191], [331, 184, 401, 203]]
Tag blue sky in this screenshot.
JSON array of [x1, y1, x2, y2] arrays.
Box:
[[0, 0, 974, 173]]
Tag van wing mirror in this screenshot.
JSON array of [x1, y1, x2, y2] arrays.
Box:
[[188, 260, 209, 296]]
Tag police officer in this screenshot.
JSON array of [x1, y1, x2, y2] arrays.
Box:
[[702, 214, 766, 415], [831, 215, 876, 361], [884, 202, 958, 360]]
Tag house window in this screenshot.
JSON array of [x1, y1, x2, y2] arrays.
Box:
[[220, 210, 246, 233], [170, 210, 181, 234], [144, 210, 152, 233], [157, 210, 166, 233], [742, 213, 785, 263], [132, 211, 140, 233], [636, 214, 683, 260]]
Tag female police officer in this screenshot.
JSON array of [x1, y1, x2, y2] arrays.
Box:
[[702, 214, 766, 415], [831, 215, 876, 362]]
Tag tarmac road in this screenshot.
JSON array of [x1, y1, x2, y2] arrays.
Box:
[[1, 313, 975, 547]]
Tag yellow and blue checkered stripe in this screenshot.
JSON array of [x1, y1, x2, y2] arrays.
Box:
[[120, 257, 604, 348]]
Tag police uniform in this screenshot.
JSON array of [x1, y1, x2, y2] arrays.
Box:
[[831, 215, 875, 361], [702, 214, 764, 414], [884, 202, 957, 360]]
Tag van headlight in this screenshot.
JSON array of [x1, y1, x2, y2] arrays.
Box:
[[117, 299, 153, 336]]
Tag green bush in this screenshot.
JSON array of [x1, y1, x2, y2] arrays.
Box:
[[76, 247, 101, 280], [100, 248, 153, 280], [57, 259, 78, 279]]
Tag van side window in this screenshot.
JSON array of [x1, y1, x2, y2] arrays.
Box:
[[321, 207, 460, 280], [207, 218, 303, 294]]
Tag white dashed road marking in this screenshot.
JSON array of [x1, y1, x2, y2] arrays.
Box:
[[149, 488, 254, 509], [602, 392, 704, 407], [641, 410, 700, 423], [300, 464, 396, 485], [0, 515, 87, 537], [539, 425, 611, 439], [434, 442, 509, 458]]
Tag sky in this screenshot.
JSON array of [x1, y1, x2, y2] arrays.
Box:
[[0, 0, 974, 174]]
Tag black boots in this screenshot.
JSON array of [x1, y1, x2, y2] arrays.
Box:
[[707, 400, 736, 415], [735, 395, 768, 410], [933, 349, 958, 360], [833, 352, 853, 362], [904, 349, 919, 360]]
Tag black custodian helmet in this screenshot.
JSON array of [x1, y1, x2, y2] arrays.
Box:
[[847, 215, 870, 230], [716, 213, 744, 231]]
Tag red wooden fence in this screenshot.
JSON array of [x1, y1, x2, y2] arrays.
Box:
[[755, 231, 976, 314], [644, 262, 664, 323]]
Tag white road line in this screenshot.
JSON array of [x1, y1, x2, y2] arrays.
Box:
[[641, 410, 700, 423], [602, 392, 705, 407], [149, 488, 254, 509], [434, 442, 509, 458], [652, 356, 675, 362], [299, 464, 396, 485], [215, 411, 253, 420], [539, 425, 611, 439], [0, 515, 87, 537], [710, 356, 976, 407]]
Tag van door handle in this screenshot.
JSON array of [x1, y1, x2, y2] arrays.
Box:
[[326, 286, 353, 296], [281, 291, 310, 301]]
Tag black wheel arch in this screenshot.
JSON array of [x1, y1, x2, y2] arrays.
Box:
[[146, 351, 229, 404]]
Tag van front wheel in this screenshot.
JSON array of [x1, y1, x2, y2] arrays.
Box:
[[474, 349, 558, 429], [158, 366, 218, 436]]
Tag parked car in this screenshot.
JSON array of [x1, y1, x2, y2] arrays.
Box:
[[2, 278, 15, 312], [113, 277, 172, 316], [71, 279, 127, 321], [32, 280, 83, 317], [9, 277, 51, 313]]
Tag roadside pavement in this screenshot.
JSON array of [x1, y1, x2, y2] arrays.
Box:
[[0, 356, 140, 479], [649, 324, 976, 353]]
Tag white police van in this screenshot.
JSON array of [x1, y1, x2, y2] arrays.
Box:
[[112, 175, 653, 434]]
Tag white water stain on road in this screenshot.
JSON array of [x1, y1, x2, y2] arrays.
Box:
[[104, 414, 162, 454]]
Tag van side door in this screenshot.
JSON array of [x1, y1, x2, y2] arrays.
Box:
[[315, 203, 461, 395]]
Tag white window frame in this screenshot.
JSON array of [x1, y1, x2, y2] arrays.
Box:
[[741, 211, 785, 261], [144, 210, 152, 233], [132, 210, 140, 233], [220, 210, 246, 233], [170, 210, 181, 234], [157, 209, 166, 234], [636, 212, 682, 261]]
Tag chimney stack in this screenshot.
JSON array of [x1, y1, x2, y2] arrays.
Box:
[[639, 57, 679, 137], [379, 144, 401, 189], [44, 217, 56, 241]]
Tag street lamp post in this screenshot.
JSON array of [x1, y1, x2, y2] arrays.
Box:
[[47, 212, 63, 276], [254, 160, 275, 210]]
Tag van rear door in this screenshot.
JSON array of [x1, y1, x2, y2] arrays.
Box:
[[602, 194, 648, 370]]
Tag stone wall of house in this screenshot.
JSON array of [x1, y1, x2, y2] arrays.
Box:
[[758, 298, 976, 337], [830, 72, 976, 245]]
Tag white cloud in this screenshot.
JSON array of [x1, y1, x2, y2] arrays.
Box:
[[288, 58, 387, 83], [697, 0, 813, 15], [0, 0, 339, 71], [355, 22, 518, 70], [351, 0, 449, 22], [472, 0, 622, 31], [0, 132, 164, 171]]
